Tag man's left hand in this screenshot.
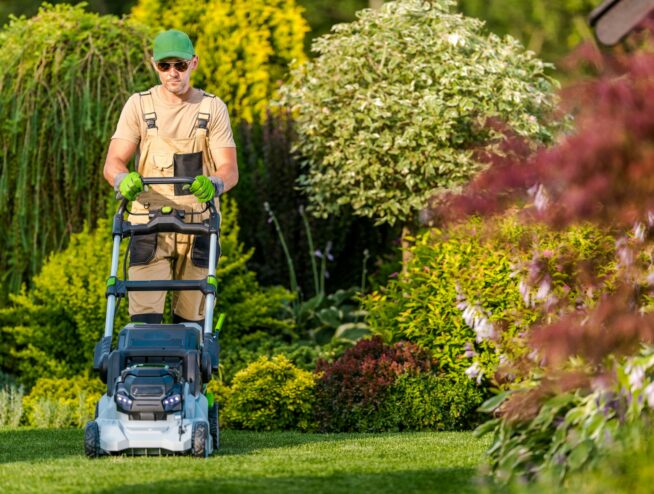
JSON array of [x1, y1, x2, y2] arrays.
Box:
[[187, 175, 224, 203]]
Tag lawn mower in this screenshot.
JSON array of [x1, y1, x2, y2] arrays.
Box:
[[85, 177, 220, 458]]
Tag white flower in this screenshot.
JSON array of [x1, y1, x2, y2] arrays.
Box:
[[465, 362, 484, 384], [533, 184, 550, 212], [645, 382, 654, 408], [475, 319, 496, 342], [633, 222, 646, 242], [519, 279, 533, 307], [628, 364, 645, 389], [535, 279, 551, 301]]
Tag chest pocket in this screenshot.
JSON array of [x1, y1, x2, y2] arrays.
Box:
[[174, 151, 203, 195]]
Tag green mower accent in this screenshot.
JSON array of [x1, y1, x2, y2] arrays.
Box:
[[215, 312, 226, 332]]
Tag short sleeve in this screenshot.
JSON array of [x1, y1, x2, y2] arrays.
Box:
[[209, 98, 236, 149], [111, 94, 142, 144]]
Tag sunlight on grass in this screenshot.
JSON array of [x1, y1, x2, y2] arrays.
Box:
[[0, 429, 489, 493]]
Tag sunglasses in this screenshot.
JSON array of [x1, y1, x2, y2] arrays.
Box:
[[156, 60, 190, 72]]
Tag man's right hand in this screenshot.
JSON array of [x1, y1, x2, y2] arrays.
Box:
[[115, 171, 144, 201]]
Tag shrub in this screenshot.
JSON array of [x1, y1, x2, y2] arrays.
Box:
[[477, 345, 654, 486], [362, 213, 616, 383], [511, 419, 654, 494], [233, 111, 398, 296], [132, 0, 308, 123], [4, 198, 292, 387], [219, 331, 351, 384], [222, 355, 316, 431], [313, 336, 464, 432], [6, 219, 130, 386], [0, 4, 153, 299], [436, 41, 654, 487], [0, 384, 23, 428], [22, 376, 104, 428], [384, 373, 485, 432], [280, 0, 560, 226], [211, 197, 294, 338]]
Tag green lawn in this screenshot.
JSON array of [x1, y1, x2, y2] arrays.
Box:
[[0, 429, 490, 493]]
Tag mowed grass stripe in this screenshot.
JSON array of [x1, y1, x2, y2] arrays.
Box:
[[0, 429, 489, 493]]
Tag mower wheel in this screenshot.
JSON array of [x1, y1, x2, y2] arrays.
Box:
[[84, 421, 101, 458], [209, 403, 219, 450], [191, 422, 209, 458]]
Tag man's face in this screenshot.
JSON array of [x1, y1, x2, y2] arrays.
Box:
[[152, 56, 198, 95]]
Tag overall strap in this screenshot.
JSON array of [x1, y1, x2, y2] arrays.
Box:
[[195, 91, 215, 137], [139, 91, 158, 136]]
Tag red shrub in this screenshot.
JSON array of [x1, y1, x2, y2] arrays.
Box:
[[314, 337, 436, 432]]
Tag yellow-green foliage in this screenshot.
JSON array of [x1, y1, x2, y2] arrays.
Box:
[[222, 355, 316, 431], [22, 376, 104, 428], [363, 213, 617, 382], [0, 4, 153, 299], [4, 198, 292, 388], [7, 219, 129, 387], [132, 0, 308, 123]]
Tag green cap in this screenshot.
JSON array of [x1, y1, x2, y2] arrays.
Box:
[[153, 30, 195, 61]]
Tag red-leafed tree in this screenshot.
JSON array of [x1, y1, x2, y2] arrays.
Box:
[[433, 37, 654, 379]]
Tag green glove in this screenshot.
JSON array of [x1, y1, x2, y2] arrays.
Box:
[[187, 175, 217, 203], [116, 172, 144, 201]]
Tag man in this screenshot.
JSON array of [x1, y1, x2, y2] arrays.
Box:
[[103, 29, 238, 325]]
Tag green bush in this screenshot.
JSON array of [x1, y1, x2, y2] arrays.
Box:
[[384, 373, 485, 432], [0, 4, 153, 299], [280, 0, 560, 225], [6, 219, 130, 387], [219, 331, 351, 383], [362, 213, 616, 382], [222, 355, 316, 431], [22, 376, 104, 428], [3, 197, 293, 387], [132, 0, 308, 123], [477, 346, 654, 486], [233, 112, 398, 304], [507, 419, 654, 494], [212, 197, 294, 338]]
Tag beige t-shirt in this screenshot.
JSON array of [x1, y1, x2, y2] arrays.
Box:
[[111, 85, 236, 149]]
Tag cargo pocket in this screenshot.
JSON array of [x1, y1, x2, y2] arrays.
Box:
[[191, 234, 221, 268], [173, 151, 203, 196], [129, 233, 158, 266]]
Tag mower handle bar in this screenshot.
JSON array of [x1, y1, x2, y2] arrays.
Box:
[[116, 176, 218, 216], [141, 177, 194, 186]]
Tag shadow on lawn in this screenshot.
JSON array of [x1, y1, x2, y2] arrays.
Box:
[[0, 428, 82, 464], [93, 467, 482, 494]]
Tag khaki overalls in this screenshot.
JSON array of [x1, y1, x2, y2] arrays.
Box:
[[128, 90, 220, 323]]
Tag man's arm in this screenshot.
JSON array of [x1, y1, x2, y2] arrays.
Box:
[[210, 147, 239, 193], [103, 139, 138, 186]]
